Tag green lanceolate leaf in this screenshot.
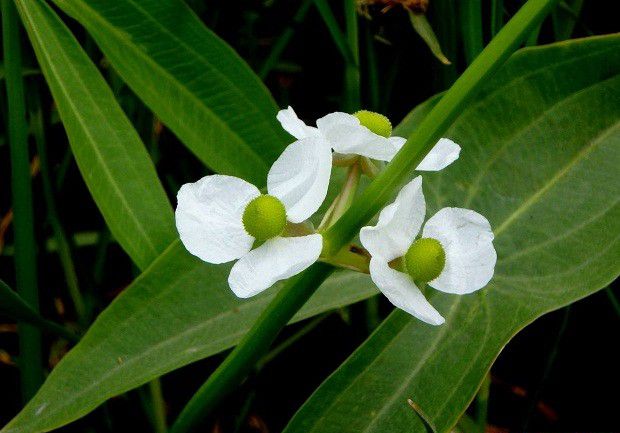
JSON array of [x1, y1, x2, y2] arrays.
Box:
[[52, 0, 289, 185], [16, 0, 175, 270], [0, 241, 378, 433], [283, 35, 620, 433]]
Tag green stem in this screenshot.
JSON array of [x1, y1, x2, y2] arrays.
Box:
[[30, 87, 88, 324], [259, 0, 313, 79], [2, 0, 44, 401], [343, 0, 360, 111], [475, 373, 491, 433], [169, 264, 333, 433], [319, 163, 361, 230], [323, 0, 560, 257], [320, 244, 369, 273], [148, 379, 167, 433]]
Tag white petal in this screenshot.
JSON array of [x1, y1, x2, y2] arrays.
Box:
[[276, 106, 320, 139], [422, 208, 496, 294], [175, 175, 260, 264], [369, 258, 444, 325], [267, 137, 332, 223], [316, 112, 396, 161], [415, 138, 461, 171], [228, 234, 323, 298], [360, 176, 426, 261]]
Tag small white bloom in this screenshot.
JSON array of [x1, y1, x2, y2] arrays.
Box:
[[277, 105, 461, 169], [360, 176, 496, 325], [175, 136, 331, 298]]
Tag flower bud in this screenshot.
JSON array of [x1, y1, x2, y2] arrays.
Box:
[[403, 237, 445, 283], [242, 195, 287, 241], [354, 110, 392, 138]]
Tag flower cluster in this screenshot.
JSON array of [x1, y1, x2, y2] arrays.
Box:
[[176, 106, 496, 325]]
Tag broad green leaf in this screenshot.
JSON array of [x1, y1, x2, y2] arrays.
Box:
[[0, 240, 378, 433], [16, 0, 175, 270], [52, 0, 289, 185], [284, 35, 620, 433]]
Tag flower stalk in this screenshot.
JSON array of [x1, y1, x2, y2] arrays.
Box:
[[319, 162, 361, 230]]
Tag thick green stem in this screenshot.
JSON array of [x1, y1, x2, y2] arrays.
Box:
[[169, 264, 333, 433], [170, 1, 559, 430], [323, 0, 560, 257], [2, 0, 44, 401]]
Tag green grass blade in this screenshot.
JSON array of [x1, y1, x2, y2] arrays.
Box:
[[2, 0, 44, 401]]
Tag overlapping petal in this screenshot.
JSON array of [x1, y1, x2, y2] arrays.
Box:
[[175, 175, 260, 264], [369, 258, 445, 326], [422, 207, 496, 294], [228, 234, 323, 298], [416, 138, 461, 171], [276, 106, 320, 139], [267, 137, 332, 223], [316, 112, 402, 161], [360, 176, 426, 261]]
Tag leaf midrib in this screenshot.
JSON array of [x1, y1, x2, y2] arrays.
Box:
[[493, 120, 619, 237]]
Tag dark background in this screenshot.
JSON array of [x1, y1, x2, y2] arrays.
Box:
[[1, 0, 618, 432]]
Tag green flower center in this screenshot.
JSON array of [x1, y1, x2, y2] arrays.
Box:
[[403, 238, 446, 283], [242, 195, 287, 241], [354, 110, 392, 138]]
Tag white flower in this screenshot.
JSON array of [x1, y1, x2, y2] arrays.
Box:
[[360, 176, 497, 325], [277, 106, 461, 169], [175, 137, 332, 298]]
